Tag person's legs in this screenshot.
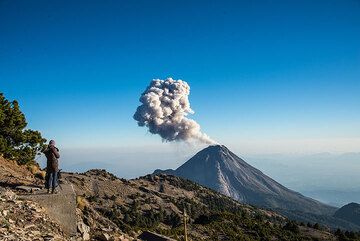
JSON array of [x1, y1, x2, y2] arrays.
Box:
[[47, 172, 53, 194], [51, 171, 58, 193]]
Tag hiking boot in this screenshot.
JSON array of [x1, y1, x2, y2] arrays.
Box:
[[47, 189, 51, 194], [51, 188, 58, 194]]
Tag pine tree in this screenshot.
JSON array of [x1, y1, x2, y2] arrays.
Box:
[[0, 93, 46, 164]]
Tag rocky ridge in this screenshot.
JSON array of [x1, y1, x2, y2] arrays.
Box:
[[66, 169, 341, 240]]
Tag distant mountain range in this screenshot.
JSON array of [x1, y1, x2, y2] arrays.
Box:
[[245, 152, 360, 206], [154, 145, 360, 231]]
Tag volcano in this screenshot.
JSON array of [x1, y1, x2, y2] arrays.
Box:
[[155, 145, 336, 216]]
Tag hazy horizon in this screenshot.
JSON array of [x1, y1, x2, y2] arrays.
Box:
[[36, 144, 360, 207]]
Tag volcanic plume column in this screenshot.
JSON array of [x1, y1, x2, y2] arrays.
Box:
[[133, 78, 215, 144]]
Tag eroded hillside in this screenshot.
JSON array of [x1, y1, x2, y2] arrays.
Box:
[[66, 169, 340, 240]]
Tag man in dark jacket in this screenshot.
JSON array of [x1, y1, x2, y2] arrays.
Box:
[[44, 140, 60, 194]]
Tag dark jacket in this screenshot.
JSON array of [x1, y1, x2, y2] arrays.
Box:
[[44, 145, 60, 172]]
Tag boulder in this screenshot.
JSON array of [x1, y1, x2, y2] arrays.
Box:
[[77, 221, 90, 241]]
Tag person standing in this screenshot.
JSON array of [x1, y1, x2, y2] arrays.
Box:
[[44, 140, 60, 194]]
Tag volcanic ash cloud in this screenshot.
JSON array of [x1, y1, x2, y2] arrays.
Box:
[[133, 78, 215, 144]]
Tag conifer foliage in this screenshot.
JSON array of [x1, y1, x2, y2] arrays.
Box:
[[0, 93, 46, 164]]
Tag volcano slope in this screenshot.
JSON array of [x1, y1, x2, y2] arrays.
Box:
[[154, 145, 360, 231]]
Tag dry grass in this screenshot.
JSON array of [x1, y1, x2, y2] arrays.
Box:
[[76, 196, 87, 210], [28, 164, 40, 175], [0, 156, 37, 186], [35, 170, 46, 180], [28, 164, 47, 180]]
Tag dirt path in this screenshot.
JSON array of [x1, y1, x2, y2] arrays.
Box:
[[19, 180, 77, 237]]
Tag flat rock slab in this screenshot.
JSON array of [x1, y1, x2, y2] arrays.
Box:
[[16, 185, 41, 192], [19, 182, 77, 236]]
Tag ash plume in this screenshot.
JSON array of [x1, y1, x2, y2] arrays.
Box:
[[133, 78, 215, 144]]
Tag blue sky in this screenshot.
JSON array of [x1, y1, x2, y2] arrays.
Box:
[[1, 0, 359, 157]]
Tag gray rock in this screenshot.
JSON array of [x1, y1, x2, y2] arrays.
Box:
[[77, 221, 90, 240], [16, 185, 41, 193]]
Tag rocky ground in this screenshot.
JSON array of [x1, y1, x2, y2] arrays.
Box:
[[0, 188, 66, 241], [0, 156, 137, 241], [0, 156, 41, 187]]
